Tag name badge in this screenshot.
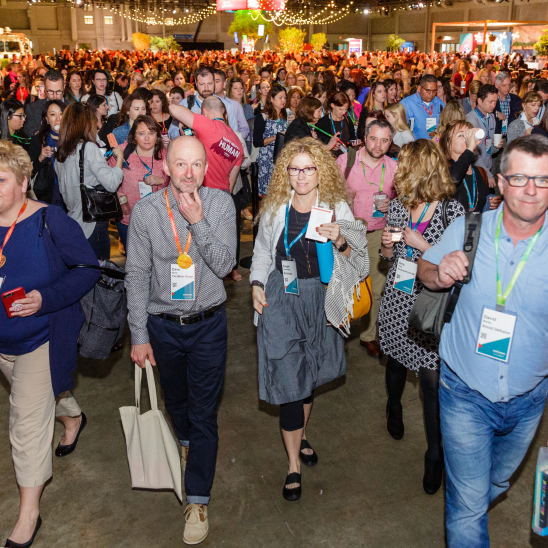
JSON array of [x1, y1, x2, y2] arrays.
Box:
[[339, 143, 348, 154], [409, 118, 415, 132], [282, 259, 299, 295], [486, 138, 493, 156], [139, 181, 153, 199], [171, 263, 195, 300], [502, 119, 508, 134], [476, 307, 517, 363], [460, 80, 466, 89], [372, 193, 387, 218], [426, 117, 437, 133], [394, 258, 417, 295]]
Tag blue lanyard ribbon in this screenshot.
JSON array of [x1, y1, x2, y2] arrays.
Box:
[[135, 150, 153, 175], [464, 169, 477, 211], [329, 113, 340, 137], [406, 203, 430, 257], [284, 203, 309, 259], [474, 108, 490, 139]]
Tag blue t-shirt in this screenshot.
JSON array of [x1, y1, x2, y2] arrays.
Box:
[[0, 209, 50, 354]]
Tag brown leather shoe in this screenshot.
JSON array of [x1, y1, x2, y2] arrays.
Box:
[[360, 340, 381, 357]]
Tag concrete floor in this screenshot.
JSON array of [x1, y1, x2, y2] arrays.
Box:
[[1, 226, 548, 548]]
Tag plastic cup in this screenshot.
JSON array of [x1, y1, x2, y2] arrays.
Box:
[[494, 134, 502, 146]]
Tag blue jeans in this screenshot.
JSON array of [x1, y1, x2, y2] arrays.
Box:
[[147, 307, 227, 505], [87, 220, 110, 261], [439, 362, 548, 547]]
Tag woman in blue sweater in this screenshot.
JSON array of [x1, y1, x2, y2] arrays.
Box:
[[0, 140, 99, 548]]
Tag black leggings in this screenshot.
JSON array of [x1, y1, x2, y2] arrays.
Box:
[[386, 357, 442, 460], [279, 392, 315, 432]]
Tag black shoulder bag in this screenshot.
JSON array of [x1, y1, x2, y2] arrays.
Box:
[[79, 142, 123, 223], [408, 209, 482, 339]]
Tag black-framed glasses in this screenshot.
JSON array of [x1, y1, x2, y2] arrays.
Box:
[[502, 174, 548, 188], [287, 166, 317, 177]]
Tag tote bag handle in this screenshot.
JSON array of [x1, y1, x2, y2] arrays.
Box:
[[134, 360, 158, 413]]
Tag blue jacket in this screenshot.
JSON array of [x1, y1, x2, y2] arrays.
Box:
[[37, 205, 100, 397], [112, 121, 131, 146]]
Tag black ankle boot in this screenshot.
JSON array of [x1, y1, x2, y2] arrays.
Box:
[[423, 452, 444, 495], [386, 400, 404, 440]]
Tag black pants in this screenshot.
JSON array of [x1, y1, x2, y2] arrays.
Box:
[[87, 220, 110, 261], [279, 392, 315, 431], [385, 357, 442, 460]]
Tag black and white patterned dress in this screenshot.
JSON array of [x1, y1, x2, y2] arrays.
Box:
[[378, 199, 465, 372]]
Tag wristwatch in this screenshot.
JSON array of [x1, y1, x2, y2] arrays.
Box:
[[337, 241, 348, 252]]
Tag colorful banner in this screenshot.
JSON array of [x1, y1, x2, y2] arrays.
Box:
[[459, 31, 513, 55]]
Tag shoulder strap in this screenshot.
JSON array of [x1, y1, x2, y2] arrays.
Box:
[[477, 166, 488, 185], [79, 142, 86, 187], [344, 147, 357, 180], [441, 200, 449, 229]]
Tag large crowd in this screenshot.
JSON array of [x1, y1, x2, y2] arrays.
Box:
[[0, 45, 548, 547]]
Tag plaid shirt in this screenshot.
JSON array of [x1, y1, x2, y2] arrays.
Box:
[[500, 94, 511, 134]]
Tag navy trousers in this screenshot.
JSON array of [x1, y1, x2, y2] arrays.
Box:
[[147, 306, 227, 505]]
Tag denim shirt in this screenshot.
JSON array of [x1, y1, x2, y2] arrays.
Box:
[[422, 205, 548, 403]]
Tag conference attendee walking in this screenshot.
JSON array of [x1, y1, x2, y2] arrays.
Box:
[[82, 69, 123, 117], [507, 91, 542, 144], [316, 91, 356, 158], [337, 119, 396, 356], [126, 135, 237, 545], [418, 135, 548, 546], [250, 137, 369, 502], [379, 139, 466, 496], [385, 103, 415, 148], [55, 102, 124, 260], [400, 74, 444, 140], [494, 71, 523, 139], [0, 140, 99, 548], [0, 100, 31, 151], [112, 92, 148, 145]]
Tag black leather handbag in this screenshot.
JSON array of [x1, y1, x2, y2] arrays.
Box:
[[272, 131, 285, 162], [79, 142, 122, 223]]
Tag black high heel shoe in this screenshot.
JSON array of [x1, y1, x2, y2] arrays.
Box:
[[282, 473, 302, 501], [55, 412, 87, 457], [5, 515, 42, 548], [299, 439, 318, 467]]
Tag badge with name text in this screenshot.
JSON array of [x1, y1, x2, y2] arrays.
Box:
[[282, 259, 299, 295], [394, 258, 417, 295], [426, 117, 437, 133], [138, 181, 153, 199], [171, 263, 195, 300], [486, 138, 493, 156], [476, 307, 517, 363]]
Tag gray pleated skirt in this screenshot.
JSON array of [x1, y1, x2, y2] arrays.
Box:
[[257, 269, 347, 405]]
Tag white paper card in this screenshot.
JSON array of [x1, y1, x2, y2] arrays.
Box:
[[476, 307, 516, 363], [394, 258, 417, 295], [139, 181, 153, 199], [409, 118, 415, 132], [426, 117, 437, 133], [502, 119, 507, 134], [304, 206, 333, 243], [171, 264, 195, 301], [282, 259, 299, 295]]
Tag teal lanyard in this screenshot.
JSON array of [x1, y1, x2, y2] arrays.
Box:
[[135, 150, 153, 175], [406, 204, 430, 258], [463, 170, 477, 211], [284, 203, 309, 259]]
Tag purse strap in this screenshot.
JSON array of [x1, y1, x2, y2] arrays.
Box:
[[69, 263, 126, 280], [79, 142, 86, 187], [134, 360, 158, 413]]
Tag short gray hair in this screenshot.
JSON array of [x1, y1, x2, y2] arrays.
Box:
[[495, 71, 510, 85], [501, 134, 548, 175], [201, 96, 224, 113], [365, 119, 395, 140]]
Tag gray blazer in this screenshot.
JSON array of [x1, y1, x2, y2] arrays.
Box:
[[465, 109, 496, 179]]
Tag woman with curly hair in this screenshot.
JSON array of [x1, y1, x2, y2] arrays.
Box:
[[250, 137, 367, 502], [378, 139, 465, 496]]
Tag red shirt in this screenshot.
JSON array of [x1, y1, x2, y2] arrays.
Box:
[[192, 114, 243, 192]]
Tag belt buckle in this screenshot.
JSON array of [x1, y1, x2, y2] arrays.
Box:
[[179, 315, 186, 326]]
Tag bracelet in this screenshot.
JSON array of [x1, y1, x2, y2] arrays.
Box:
[[337, 241, 348, 252], [251, 280, 265, 290]]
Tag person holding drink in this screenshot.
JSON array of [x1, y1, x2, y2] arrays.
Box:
[[337, 119, 397, 357], [378, 139, 465, 495]]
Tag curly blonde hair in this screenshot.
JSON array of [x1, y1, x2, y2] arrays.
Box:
[[394, 139, 455, 209], [259, 137, 351, 224], [0, 139, 32, 185]]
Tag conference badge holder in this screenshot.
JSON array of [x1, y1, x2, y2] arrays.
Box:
[[486, 138, 493, 155], [138, 181, 153, 199], [426, 117, 437, 133], [476, 306, 516, 363], [372, 192, 387, 218], [171, 264, 195, 301], [394, 258, 417, 295], [282, 259, 299, 295]]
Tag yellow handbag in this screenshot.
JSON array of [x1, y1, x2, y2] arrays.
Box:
[[344, 276, 373, 325]]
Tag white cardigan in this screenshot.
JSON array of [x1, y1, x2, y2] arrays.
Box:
[[250, 191, 355, 289]]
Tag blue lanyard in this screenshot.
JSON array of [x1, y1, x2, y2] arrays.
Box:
[[329, 113, 341, 137], [474, 108, 490, 139], [463, 169, 477, 211], [284, 203, 309, 259], [406, 203, 430, 257], [135, 150, 153, 175]]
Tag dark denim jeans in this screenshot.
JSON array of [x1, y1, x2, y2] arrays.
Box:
[[147, 306, 227, 505], [87, 220, 110, 261], [439, 362, 548, 547]]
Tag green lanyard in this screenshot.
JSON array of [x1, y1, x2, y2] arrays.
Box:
[[360, 162, 385, 192], [494, 211, 541, 310]]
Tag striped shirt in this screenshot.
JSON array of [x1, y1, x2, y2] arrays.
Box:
[[125, 184, 236, 345]]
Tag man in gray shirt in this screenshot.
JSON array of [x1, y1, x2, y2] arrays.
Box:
[[126, 135, 236, 545]]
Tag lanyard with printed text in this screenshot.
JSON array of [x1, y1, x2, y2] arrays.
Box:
[[406, 203, 430, 258], [361, 162, 385, 192], [284, 203, 309, 259], [494, 211, 541, 311], [164, 189, 192, 268]]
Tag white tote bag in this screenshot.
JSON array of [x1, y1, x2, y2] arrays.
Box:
[[119, 361, 182, 501]]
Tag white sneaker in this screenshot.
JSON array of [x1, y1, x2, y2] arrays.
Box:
[[182, 446, 189, 474], [183, 503, 208, 545]]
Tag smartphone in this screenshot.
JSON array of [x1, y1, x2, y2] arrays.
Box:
[[107, 133, 118, 148], [2, 287, 26, 318], [252, 97, 259, 104]]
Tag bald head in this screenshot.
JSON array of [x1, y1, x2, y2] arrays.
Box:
[[165, 135, 208, 194], [201, 96, 227, 122]]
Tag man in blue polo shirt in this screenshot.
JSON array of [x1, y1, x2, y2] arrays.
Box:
[[417, 135, 548, 547], [400, 74, 444, 140]]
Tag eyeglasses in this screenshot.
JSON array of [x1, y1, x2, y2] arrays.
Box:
[[287, 166, 317, 177], [46, 89, 64, 96], [502, 174, 548, 188], [421, 87, 437, 94], [11, 114, 26, 119]]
